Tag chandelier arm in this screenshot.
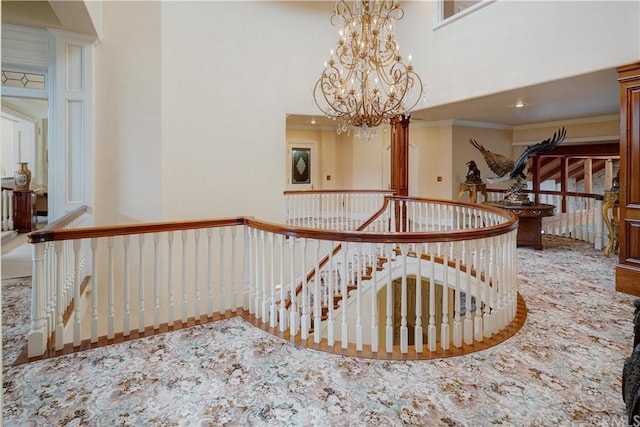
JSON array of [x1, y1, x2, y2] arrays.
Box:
[[314, 0, 425, 136]]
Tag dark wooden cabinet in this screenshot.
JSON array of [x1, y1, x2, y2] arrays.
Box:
[[617, 63, 640, 296], [12, 190, 33, 233], [485, 202, 555, 250]]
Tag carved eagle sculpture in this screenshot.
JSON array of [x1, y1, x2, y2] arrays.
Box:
[[469, 127, 567, 184]]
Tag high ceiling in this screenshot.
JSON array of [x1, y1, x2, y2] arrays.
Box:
[[2, 1, 621, 131], [289, 67, 620, 129]]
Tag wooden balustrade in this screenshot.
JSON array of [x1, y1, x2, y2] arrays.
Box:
[[25, 195, 520, 361]]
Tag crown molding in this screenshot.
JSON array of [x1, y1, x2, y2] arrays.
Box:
[[410, 119, 512, 130], [513, 114, 620, 130], [513, 135, 620, 146]]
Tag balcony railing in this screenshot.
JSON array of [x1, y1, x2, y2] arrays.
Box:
[[25, 193, 520, 361]]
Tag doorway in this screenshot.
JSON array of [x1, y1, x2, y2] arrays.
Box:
[[1, 96, 49, 223]]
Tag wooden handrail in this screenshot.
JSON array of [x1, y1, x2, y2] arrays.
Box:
[[283, 189, 395, 195], [28, 199, 518, 245], [28, 215, 245, 244], [486, 188, 601, 200]]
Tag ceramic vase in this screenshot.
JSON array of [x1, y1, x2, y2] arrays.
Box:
[[14, 162, 31, 190]]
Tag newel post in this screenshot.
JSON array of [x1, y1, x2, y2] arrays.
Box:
[[28, 242, 47, 357]]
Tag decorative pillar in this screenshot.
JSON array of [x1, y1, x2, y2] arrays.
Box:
[[390, 115, 410, 232], [390, 115, 410, 196]]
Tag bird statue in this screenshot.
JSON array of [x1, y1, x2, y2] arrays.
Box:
[[469, 127, 567, 204]]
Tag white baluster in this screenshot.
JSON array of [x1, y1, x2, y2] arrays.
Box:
[[400, 243, 408, 353], [167, 231, 175, 325], [289, 236, 299, 334], [300, 238, 309, 339], [193, 229, 201, 321], [440, 243, 450, 351], [73, 239, 82, 347], [385, 243, 394, 353], [207, 228, 213, 317], [313, 239, 322, 344], [138, 234, 146, 333], [219, 227, 226, 314], [370, 243, 379, 353], [91, 238, 99, 343], [279, 234, 287, 332], [453, 242, 462, 348], [107, 237, 115, 340], [356, 243, 363, 352], [463, 240, 473, 345], [473, 239, 483, 342], [483, 240, 492, 339], [28, 242, 46, 357], [327, 241, 335, 346], [269, 232, 277, 328], [413, 243, 423, 353], [153, 233, 160, 329], [254, 228, 261, 319], [341, 241, 349, 349], [180, 230, 188, 324], [261, 230, 269, 324], [231, 226, 238, 311], [55, 241, 65, 349], [123, 235, 131, 335]]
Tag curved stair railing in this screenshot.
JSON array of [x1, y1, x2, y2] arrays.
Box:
[[487, 188, 605, 249], [23, 194, 521, 362]]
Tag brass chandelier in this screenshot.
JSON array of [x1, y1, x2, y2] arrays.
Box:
[[313, 0, 424, 138]]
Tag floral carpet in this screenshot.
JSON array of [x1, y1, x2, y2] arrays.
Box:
[[2, 236, 637, 426]]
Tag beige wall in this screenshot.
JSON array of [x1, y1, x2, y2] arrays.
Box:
[[89, 1, 638, 227], [453, 125, 513, 195], [411, 124, 454, 200], [94, 1, 162, 225]]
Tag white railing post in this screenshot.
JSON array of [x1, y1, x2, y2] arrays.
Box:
[[54, 241, 65, 350], [193, 230, 201, 321], [594, 198, 604, 250], [231, 226, 238, 312], [90, 238, 99, 343], [313, 239, 322, 344], [270, 232, 278, 329], [180, 230, 188, 324], [278, 234, 287, 332], [452, 242, 462, 349], [123, 235, 131, 334], [153, 233, 161, 329], [385, 243, 393, 353], [400, 243, 408, 353], [167, 231, 175, 325], [327, 241, 335, 346], [107, 236, 115, 339], [341, 242, 349, 349], [72, 239, 82, 347], [300, 238, 309, 339], [219, 227, 226, 314], [28, 242, 47, 357], [138, 234, 146, 333]]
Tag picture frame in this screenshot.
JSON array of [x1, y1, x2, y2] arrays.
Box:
[[291, 147, 311, 184]]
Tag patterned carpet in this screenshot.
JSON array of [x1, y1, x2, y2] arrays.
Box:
[[2, 235, 636, 426]]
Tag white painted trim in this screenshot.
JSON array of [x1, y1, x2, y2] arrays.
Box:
[[1, 25, 54, 69], [433, 0, 496, 31], [287, 124, 337, 132], [513, 135, 620, 146], [410, 119, 512, 130], [513, 114, 620, 130]]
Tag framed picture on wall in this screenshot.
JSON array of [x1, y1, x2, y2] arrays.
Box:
[[292, 147, 311, 184]]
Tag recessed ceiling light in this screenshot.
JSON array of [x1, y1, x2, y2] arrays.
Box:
[[514, 101, 526, 108], [310, 118, 317, 124]]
